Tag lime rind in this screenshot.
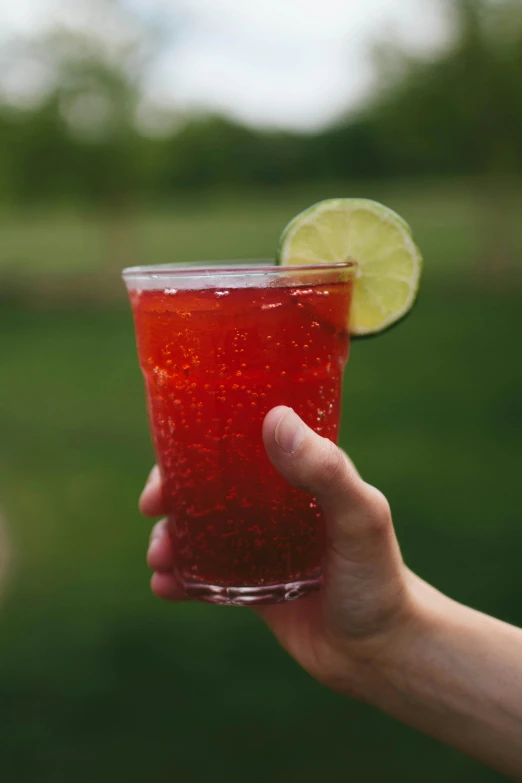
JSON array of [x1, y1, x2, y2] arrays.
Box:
[[276, 198, 422, 337]]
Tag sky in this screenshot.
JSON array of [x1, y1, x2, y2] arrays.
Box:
[[0, 0, 449, 131]]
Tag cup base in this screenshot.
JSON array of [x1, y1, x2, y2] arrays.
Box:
[[182, 576, 322, 606]]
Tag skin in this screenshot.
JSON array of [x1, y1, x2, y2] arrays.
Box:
[[140, 406, 522, 781]]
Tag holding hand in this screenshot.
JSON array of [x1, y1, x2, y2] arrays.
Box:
[[140, 407, 522, 781]]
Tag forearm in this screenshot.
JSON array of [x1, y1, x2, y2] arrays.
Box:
[[365, 574, 522, 780]]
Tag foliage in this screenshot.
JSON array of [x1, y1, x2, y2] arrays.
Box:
[[367, 0, 522, 177], [0, 0, 521, 207]]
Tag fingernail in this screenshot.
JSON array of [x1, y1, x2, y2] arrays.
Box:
[[275, 408, 306, 454]]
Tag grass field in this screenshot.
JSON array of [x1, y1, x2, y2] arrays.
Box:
[[1, 179, 520, 286], [1, 182, 521, 782]]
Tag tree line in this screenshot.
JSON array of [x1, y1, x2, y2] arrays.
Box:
[[0, 0, 520, 207]]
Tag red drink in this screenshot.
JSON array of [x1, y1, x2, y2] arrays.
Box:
[[124, 263, 355, 605]]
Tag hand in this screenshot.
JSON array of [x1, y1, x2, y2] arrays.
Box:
[[140, 407, 522, 778], [140, 405, 419, 698]]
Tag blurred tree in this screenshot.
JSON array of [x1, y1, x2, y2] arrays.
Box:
[[0, 0, 171, 267], [156, 115, 312, 194], [309, 119, 384, 181], [0, 0, 520, 255], [367, 0, 522, 277]]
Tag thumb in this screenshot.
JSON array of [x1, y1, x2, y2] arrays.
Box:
[[262, 407, 400, 576]]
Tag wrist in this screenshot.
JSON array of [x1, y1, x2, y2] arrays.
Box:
[[337, 570, 449, 706], [344, 575, 522, 780], [354, 571, 455, 710]]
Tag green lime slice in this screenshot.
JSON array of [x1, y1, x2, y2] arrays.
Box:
[[277, 198, 423, 337]]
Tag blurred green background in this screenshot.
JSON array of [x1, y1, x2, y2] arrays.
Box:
[[1, 1, 522, 781]]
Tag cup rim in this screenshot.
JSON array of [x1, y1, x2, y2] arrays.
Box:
[[122, 259, 357, 282]]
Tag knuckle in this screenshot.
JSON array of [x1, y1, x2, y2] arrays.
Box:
[[363, 486, 393, 536], [318, 440, 351, 491]]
